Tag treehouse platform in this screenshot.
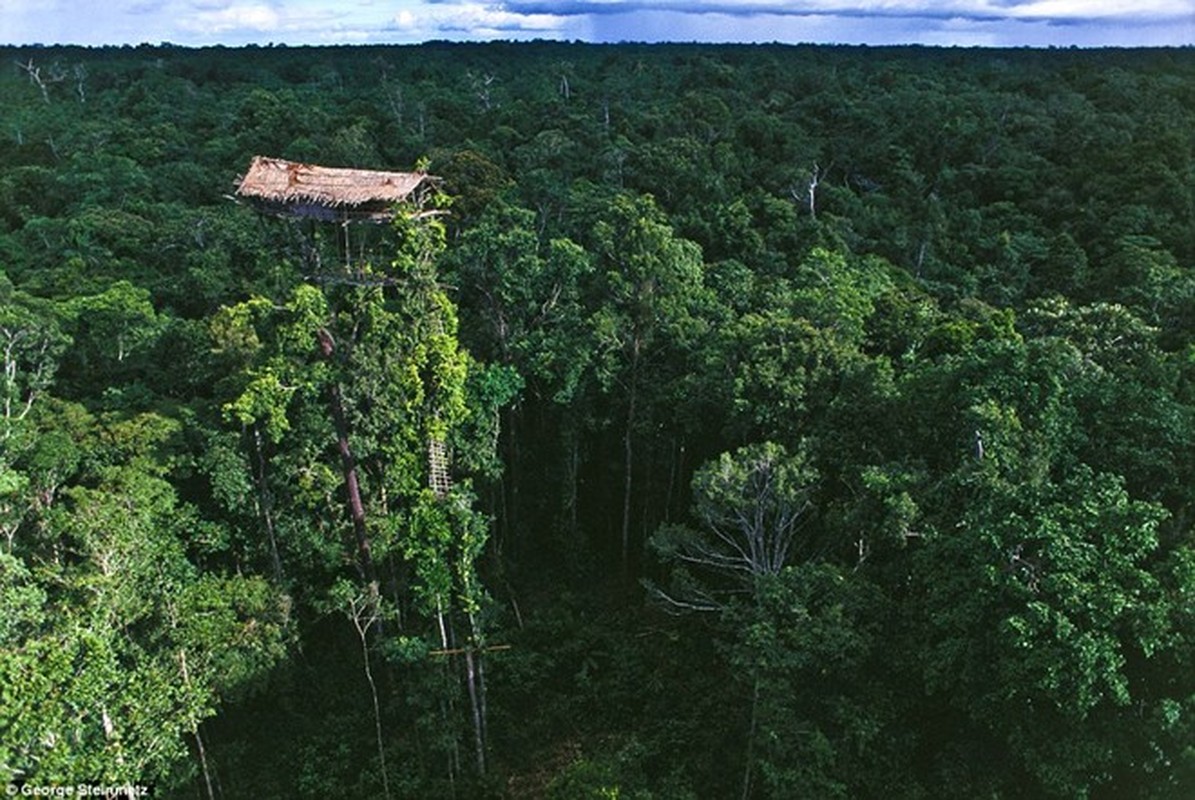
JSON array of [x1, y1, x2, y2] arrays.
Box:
[[235, 155, 439, 223]]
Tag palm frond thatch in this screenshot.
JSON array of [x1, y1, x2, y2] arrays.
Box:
[[235, 156, 438, 221]]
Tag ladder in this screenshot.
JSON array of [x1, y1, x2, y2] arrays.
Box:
[[426, 301, 451, 499], [428, 437, 451, 499]]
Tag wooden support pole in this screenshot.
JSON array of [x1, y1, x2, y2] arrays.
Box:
[[428, 644, 512, 658]]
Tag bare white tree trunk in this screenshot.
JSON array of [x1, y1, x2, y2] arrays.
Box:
[[349, 591, 392, 800]]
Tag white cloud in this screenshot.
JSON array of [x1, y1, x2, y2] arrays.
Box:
[[173, 1, 354, 38], [387, 1, 584, 41], [1008, 0, 1194, 21], [187, 0, 235, 10], [183, 4, 281, 33], [392, 2, 568, 34]]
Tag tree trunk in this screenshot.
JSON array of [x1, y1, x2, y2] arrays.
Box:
[[621, 350, 639, 576], [318, 328, 379, 590], [438, 606, 461, 793], [463, 612, 489, 777], [500, 405, 520, 560], [179, 650, 217, 800], [741, 675, 760, 800], [250, 425, 284, 583], [331, 381, 379, 586], [464, 646, 486, 776], [194, 724, 216, 800], [564, 420, 580, 546], [356, 611, 392, 800], [664, 437, 687, 524]]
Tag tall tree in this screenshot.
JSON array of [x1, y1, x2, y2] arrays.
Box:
[[651, 441, 831, 798], [589, 192, 706, 574]]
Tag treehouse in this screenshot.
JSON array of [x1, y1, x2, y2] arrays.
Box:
[[235, 155, 442, 272], [237, 156, 454, 499], [235, 155, 439, 223]]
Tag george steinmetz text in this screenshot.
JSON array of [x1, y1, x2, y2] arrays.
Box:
[[5, 785, 151, 798]]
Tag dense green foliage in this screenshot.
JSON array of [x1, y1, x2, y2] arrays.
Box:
[[2, 41, 1195, 797]]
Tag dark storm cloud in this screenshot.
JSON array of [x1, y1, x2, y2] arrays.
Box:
[[492, 0, 1193, 26]]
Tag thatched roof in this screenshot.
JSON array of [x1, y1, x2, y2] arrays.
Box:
[[235, 156, 438, 222]]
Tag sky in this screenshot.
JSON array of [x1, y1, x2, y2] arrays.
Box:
[[1, 0, 1193, 48]]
